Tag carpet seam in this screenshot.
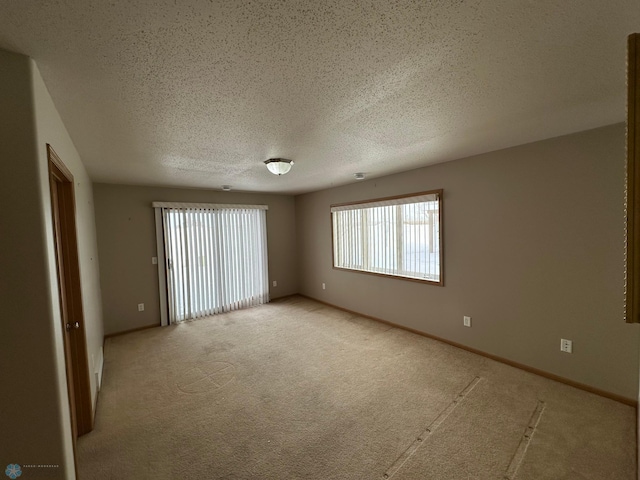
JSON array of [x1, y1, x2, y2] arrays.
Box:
[[503, 400, 546, 480], [382, 376, 483, 479]]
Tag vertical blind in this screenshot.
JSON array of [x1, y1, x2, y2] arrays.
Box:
[[154, 203, 269, 323], [331, 191, 442, 284]]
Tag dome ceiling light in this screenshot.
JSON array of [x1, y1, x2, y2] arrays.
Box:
[[264, 158, 294, 175]]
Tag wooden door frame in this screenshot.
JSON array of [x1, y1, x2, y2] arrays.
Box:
[[627, 33, 640, 323], [47, 144, 93, 441]]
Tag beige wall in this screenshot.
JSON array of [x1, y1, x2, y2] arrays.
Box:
[[94, 184, 298, 335], [31, 58, 105, 418], [0, 48, 72, 478], [296, 124, 640, 400], [0, 50, 104, 479]]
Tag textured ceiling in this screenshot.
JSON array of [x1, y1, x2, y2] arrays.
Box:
[[0, 1, 638, 194]]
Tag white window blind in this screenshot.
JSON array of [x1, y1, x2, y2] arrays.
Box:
[[331, 191, 442, 284], [155, 203, 269, 323]]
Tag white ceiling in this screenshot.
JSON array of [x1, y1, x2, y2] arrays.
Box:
[[0, 1, 638, 194]]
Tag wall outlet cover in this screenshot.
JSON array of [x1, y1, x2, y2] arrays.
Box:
[[560, 339, 573, 353]]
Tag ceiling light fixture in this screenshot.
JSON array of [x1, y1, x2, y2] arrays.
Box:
[[264, 158, 294, 175], [222, 185, 231, 191], [354, 172, 365, 180]]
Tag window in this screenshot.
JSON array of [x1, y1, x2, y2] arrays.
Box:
[[153, 202, 269, 324], [331, 190, 443, 285]]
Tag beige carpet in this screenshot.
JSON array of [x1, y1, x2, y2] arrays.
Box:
[[78, 296, 636, 479]]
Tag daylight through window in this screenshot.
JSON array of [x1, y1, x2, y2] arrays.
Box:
[[154, 203, 269, 324], [331, 190, 443, 285]]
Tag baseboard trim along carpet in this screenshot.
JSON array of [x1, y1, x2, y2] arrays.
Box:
[[296, 294, 637, 407], [104, 323, 160, 339]]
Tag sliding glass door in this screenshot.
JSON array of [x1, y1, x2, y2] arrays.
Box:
[[156, 203, 269, 323]]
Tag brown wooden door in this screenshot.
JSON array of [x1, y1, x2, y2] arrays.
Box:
[[47, 144, 93, 442], [50, 177, 80, 438]]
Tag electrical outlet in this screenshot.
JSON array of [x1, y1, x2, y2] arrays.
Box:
[[463, 316, 471, 327], [272, 280, 277, 287], [322, 283, 326, 290], [560, 338, 572, 353], [138, 303, 145, 312]]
